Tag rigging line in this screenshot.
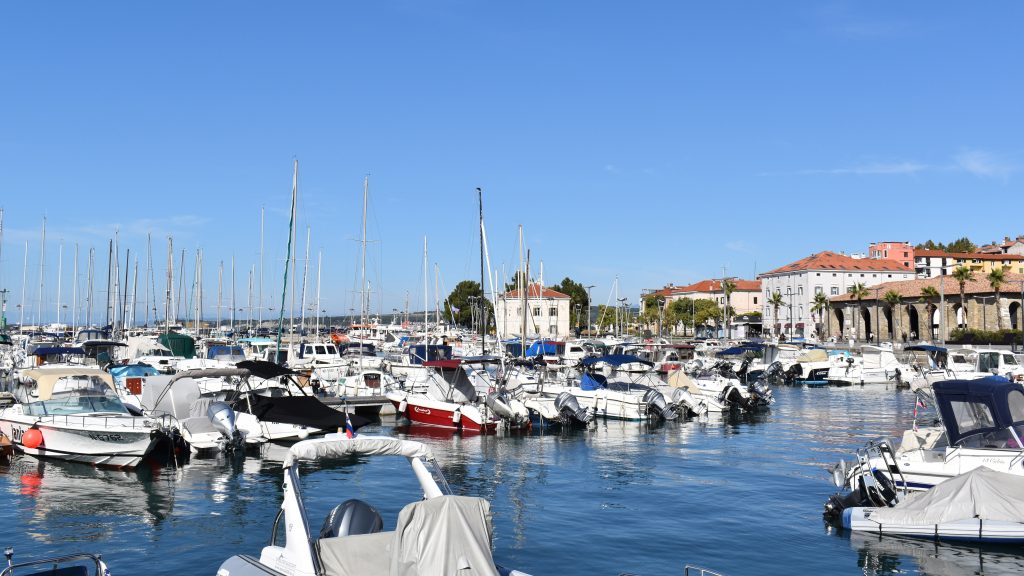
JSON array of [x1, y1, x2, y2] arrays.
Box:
[[276, 161, 298, 363]]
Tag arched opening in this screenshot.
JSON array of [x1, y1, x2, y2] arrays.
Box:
[[884, 307, 894, 341], [1011, 302, 1021, 331], [932, 306, 941, 339], [907, 306, 920, 340], [862, 308, 872, 341], [835, 309, 845, 337], [954, 303, 966, 329]]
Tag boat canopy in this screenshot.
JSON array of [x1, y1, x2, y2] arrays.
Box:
[[407, 344, 452, 365], [237, 359, 298, 379], [207, 345, 244, 359], [905, 345, 948, 353], [933, 377, 1024, 446], [870, 466, 1024, 526], [718, 344, 763, 356], [20, 367, 116, 401], [283, 435, 433, 467], [30, 346, 85, 356], [581, 354, 653, 368], [159, 333, 196, 359], [109, 364, 160, 380], [796, 349, 828, 363], [0, 334, 14, 346], [525, 340, 564, 357], [580, 372, 608, 391]]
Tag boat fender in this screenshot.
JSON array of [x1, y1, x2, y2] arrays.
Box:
[[22, 427, 43, 449], [398, 399, 408, 413], [452, 408, 461, 424]]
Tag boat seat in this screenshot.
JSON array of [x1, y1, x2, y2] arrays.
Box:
[[320, 499, 384, 538], [317, 531, 393, 576]]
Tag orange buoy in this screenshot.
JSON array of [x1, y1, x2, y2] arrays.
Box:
[[22, 428, 44, 449]]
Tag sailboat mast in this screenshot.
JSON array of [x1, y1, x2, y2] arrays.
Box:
[[360, 176, 368, 328], [275, 160, 298, 362], [121, 249, 130, 336], [20, 242, 27, 333], [56, 240, 63, 327], [478, 188, 486, 354], [315, 250, 322, 336], [300, 226, 310, 334], [71, 243, 78, 333], [164, 237, 172, 333], [423, 237, 428, 333], [231, 256, 236, 334], [217, 260, 223, 331], [259, 206, 265, 326], [37, 217, 46, 328], [86, 247, 94, 327], [289, 162, 298, 341]]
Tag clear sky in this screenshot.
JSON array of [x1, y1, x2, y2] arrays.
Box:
[[1, 2, 1022, 325]]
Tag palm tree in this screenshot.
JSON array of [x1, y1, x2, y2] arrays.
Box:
[[883, 290, 902, 343], [722, 279, 736, 338], [847, 282, 869, 341], [988, 268, 1007, 330], [811, 292, 830, 340], [921, 286, 939, 340], [767, 291, 785, 338], [952, 266, 974, 329]]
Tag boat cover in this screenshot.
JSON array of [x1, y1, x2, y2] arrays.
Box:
[[525, 340, 561, 357], [581, 354, 653, 368], [127, 336, 173, 359], [796, 349, 828, 363], [109, 364, 160, 381], [580, 373, 607, 391], [390, 496, 498, 576], [30, 346, 85, 356], [933, 377, 1024, 446], [142, 376, 201, 418], [906, 345, 948, 354], [239, 394, 370, 432], [158, 332, 196, 359], [20, 367, 115, 401], [666, 370, 698, 391], [284, 436, 432, 466], [236, 360, 298, 379], [871, 466, 1024, 525]]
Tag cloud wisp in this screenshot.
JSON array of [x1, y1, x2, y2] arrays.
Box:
[[778, 150, 1018, 181]]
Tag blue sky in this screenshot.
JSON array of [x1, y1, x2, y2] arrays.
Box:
[[2, 2, 1022, 324]]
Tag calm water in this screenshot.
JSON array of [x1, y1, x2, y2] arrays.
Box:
[[3, 386, 1024, 575]]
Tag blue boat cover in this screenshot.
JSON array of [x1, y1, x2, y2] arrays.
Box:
[[208, 345, 244, 359], [109, 364, 160, 380], [580, 372, 608, 391], [581, 354, 653, 367], [526, 340, 559, 357], [718, 344, 764, 356], [933, 377, 1022, 446], [905, 344, 947, 353], [31, 346, 85, 356], [407, 344, 452, 364]]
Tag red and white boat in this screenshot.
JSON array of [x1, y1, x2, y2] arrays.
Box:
[[386, 360, 500, 433]]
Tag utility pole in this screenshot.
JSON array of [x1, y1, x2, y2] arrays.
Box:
[[0, 288, 8, 331]]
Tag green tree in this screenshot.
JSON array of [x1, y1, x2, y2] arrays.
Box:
[[595, 304, 616, 330], [666, 298, 694, 335], [443, 280, 492, 329], [503, 271, 529, 293], [549, 277, 590, 330], [767, 291, 785, 337], [882, 290, 902, 343], [722, 279, 736, 338], [946, 237, 977, 254], [811, 292, 830, 339], [692, 299, 723, 330], [921, 286, 939, 340], [951, 266, 974, 329], [847, 282, 869, 341], [988, 268, 1006, 330]]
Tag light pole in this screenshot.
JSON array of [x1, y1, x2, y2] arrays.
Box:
[[585, 285, 595, 336], [785, 287, 793, 340], [617, 297, 628, 336], [874, 287, 880, 343]]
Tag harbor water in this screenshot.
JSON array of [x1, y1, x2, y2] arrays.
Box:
[[3, 386, 1024, 575]]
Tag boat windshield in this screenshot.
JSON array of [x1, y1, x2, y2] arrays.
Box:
[[24, 376, 129, 416], [978, 352, 1001, 373], [1004, 354, 1019, 366]]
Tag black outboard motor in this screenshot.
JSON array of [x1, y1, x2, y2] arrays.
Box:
[[783, 362, 802, 384], [642, 389, 677, 420], [320, 499, 384, 539], [553, 391, 594, 425]]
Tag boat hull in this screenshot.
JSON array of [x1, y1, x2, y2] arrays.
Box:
[[389, 397, 498, 434], [0, 413, 162, 469]]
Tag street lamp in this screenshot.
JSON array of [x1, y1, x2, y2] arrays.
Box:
[[585, 285, 595, 336], [785, 287, 793, 341]]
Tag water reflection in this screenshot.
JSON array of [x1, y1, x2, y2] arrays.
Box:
[[850, 531, 1024, 575]]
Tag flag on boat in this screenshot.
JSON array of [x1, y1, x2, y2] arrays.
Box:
[[344, 412, 355, 438], [916, 398, 926, 408]]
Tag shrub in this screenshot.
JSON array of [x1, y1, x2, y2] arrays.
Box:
[[948, 328, 1023, 345]]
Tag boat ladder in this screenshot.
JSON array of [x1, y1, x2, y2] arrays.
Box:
[[683, 565, 726, 576]]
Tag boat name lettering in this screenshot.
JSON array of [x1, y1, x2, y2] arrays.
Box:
[[87, 432, 129, 442], [413, 407, 431, 415]]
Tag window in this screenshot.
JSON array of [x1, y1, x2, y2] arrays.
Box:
[[830, 287, 839, 296], [950, 400, 995, 436], [815, 286, 823, 295], [753, 297, 758, 305], [549, 326, 556, 335], [833, 273, 837, 277], [887, 274, 892, 278], [798, 286, 803, 296], [903, 252, 908, 257], [816, 273, 821, 276], [549, 307, 557, 316], [532, 307, 540, 316]]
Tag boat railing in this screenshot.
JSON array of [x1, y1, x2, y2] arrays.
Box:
[[2, 550, 107, 576], [683, 565, 725, 576], [40, 413, 165, 430]]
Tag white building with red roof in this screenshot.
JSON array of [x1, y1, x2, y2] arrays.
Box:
[[495, 283, 571, 339], [758, 251, 915, 340]]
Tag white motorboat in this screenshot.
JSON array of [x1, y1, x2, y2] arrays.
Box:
[[557, 355, 680, 421], [836, 466, 1024, 544], [0, 367, 186, 469], [684, 359, 774, 412], [825, 345, 911, 387], [216, 435, 531, 576], [830, 376, 1024, 503]]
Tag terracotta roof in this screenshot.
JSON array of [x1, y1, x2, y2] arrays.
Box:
[[647, 279, 760, 299], [915, 249, 1024, 261], [830, 273, 1024, 303], [761, 251, 908, 276], [503, 283, 570, 299]]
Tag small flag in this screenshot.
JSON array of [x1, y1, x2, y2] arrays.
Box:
[[344, 412, 355, 439], [916, 398, 926, 408]]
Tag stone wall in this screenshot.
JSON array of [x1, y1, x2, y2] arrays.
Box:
[[829, 294, 1024, 341]]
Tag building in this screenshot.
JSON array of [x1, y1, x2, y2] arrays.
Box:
[[868, 241, 915, 271], [915, 250, 1024, 278], [494, 283, 571, 339], [829, 273, 1024, 341], [647, 278, 762, 315], [979, 236, 1024, 256], [758, 251, 915, 340]]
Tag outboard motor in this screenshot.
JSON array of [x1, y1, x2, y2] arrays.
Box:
[[642, 389, 677, 420], [320, 499, 384, 538], [783, 362, 802, 384], [553, 391, 594, 425], [207, 401, 243, 450], [747, 380, 774, 407], [669, 387, 707, 417]]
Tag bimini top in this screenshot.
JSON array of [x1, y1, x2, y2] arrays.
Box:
[[283, 435, 433, 467], [905, 344, 948, 354], [581, 354, 653, 368], [20, 367, 116, 401], [718, 343, 764, 356], [30, 346, 85, 356], [933, 377, 1023, 446]]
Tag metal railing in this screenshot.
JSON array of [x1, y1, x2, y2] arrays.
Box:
[[684, 565, 726, 576], [2, 550, 107, 576]]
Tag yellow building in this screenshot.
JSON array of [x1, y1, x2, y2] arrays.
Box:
[[914, 249, 1024, 278]]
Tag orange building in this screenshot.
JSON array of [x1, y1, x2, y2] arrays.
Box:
[[868, 241, 915, 271]]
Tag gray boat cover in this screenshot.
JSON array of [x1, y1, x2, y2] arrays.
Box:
[[141, 376, 201, 418], [389, 496, 498, 576], [284, 436, 432, 467], [871, 466, 1024, 525]]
